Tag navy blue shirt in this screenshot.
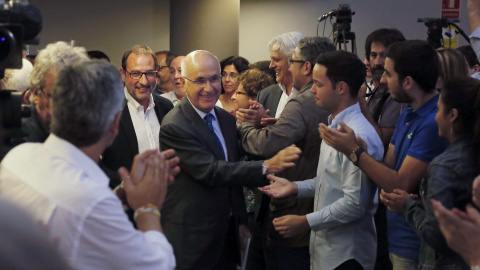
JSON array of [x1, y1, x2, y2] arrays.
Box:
[[387, 94, 449, 260]]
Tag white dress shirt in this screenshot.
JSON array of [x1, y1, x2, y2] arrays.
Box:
[[0, 135, 176, 270], [125, 88, 160, 153], [161, 91, 181, 106], [295, 103, 384, 270], [274, 83, 297, 118]]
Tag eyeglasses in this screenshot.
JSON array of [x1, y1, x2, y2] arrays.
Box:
[[235, 91, 250, 96], [126, 70, 157, 80], [221, 72, 239, 79], [288, 59, 307, 65], [39, 88, 52, 100], [183, 75, 222, 86]]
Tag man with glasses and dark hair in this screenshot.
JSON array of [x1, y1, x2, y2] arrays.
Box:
[[23, 41, 89, 143], [155, 50, 176, 95], [102, 45, 173, 178], [238, 36, 334, 270], [159, 50, 302, 270]]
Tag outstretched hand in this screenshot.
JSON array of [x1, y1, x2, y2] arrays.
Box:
[[258, 174, 297, 198], [264, 145, 301, 174]]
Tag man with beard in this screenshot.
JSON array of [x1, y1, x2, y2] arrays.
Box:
[[318, 40, 449, 269], [360, 28, 405, 151]]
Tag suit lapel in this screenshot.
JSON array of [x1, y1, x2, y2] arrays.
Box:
[[120, 104, 139, 156], [181, 99, 226, 160]]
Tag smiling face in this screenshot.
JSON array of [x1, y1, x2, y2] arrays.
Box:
[[184, 52, 222, 113], [222, 64, 240, 94], [171, 56, 186, 97], [232, 83, 254, 111], [121, 53, 156, 107], [269, 49, 291, 85]]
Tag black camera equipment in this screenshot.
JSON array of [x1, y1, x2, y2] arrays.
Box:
[[317, 4, 356, 53], [0, 0, 42, 159], [417, 17, 470, 49]]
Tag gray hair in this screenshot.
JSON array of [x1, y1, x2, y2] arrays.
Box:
[[51, 61, 124, 147], [1, 59, 33, 92], [268, 31, 305, 57], [29, 41, 89, 91]]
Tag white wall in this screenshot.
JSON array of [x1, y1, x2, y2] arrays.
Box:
[[240, 0, 470, 62], [28, 0, 170, 68]]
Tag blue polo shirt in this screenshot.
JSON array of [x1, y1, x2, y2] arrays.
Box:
[[387, 94, 449, 260]]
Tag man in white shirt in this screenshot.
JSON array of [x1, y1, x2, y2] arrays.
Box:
[[102, 45, 174, 180], [0, 61, 179, 269], [259, 50, 384, 270]]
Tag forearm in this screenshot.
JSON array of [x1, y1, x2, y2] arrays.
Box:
[[357, 153, 402, 193]]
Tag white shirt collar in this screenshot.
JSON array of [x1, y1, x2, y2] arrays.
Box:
[[187, 97, 218, 121]]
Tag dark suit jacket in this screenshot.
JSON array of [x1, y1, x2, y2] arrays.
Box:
[[256, 84, 282, 117], [159, 98, 268, 269], [102, 94, 173, 179]]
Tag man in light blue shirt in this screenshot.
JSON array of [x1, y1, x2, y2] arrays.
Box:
[[259, 50, 384, 270]]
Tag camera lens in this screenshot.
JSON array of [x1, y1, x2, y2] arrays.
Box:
[[0, 28, 15, 67]]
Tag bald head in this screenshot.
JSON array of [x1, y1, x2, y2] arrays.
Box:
[[182, 50, 222, 113]]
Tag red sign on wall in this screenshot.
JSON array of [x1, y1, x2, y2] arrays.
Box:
[[442, 0, 460, 19]]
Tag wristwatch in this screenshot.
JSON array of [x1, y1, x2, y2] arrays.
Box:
[[349, 147, 365, 166]]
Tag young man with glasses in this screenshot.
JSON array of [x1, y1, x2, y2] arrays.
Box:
[[102, 45, 173, 182]]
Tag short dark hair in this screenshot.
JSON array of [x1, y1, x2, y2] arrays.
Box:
[[315, 50, 365, 98], [238, 69, 275, 97], [457, 45, 480, 69], [220, 56, 250, 74], [87, 50, 110, 62], [364, 28, 405, 57], [297, 36, 335, 74], [386, 40, 439, 93], [121, 45, 158, 70], [155, 50, 177, 66]]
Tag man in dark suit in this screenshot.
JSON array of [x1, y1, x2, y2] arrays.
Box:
[[159, 50, 301, 270], [102, 45, 173, 187]]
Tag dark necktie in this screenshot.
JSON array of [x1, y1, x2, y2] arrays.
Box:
[[204, 114, 226, 160]]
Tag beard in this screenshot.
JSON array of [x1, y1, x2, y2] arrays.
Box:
[[371, 64, 385, 82], [389, 84, 413, 103]]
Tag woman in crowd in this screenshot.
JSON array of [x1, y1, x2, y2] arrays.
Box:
[[382, 77, 480, 269], [232, 68, 274, 228], [217, 56, 249, 114]]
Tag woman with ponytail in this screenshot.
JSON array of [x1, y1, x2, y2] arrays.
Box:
[[382, 77, 480, 269]]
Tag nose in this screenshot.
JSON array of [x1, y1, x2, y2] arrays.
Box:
[[380, 72, 387, 84], [310, 86, 316, 94], [139, 73, 148, 84], [232, 92, 237, 100], [375, 56, 385, 67], [269, 61, 275, 69], [175, 70, 181, 79]]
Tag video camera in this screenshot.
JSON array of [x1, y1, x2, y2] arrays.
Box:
[[0, 0, 42, 159]]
